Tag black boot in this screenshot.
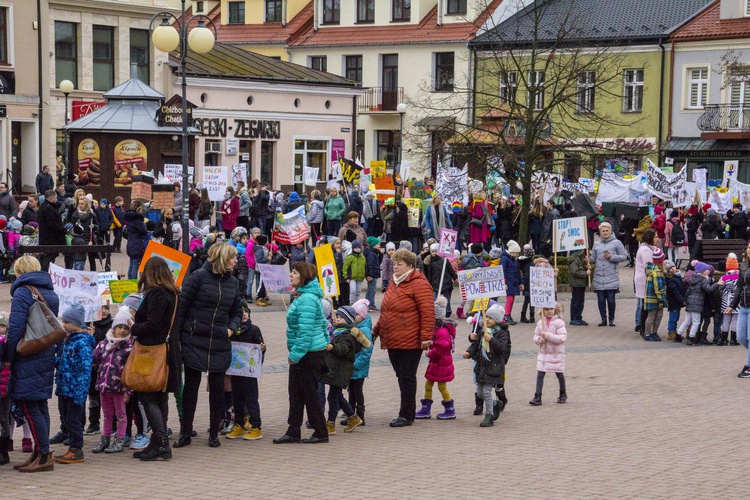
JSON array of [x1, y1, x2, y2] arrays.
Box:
[[698, 330, 712, 346], [529, 393, 542, 406], [356, 405, 365, 427], [494, 387, 508, 413], [139, 436, 171, 461], [557, 391, 567, 404], [473, 394, 484, 415], [717, 332, 728, 346], [0, 436, 9, 465], [730, 331, 740, 346]]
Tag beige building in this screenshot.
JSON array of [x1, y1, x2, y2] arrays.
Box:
[[45, 0, 181, 190]]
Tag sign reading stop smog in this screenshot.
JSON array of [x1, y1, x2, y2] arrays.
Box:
[[458, 266, 507, 300]]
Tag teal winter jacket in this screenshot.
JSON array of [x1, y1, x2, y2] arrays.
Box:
[[286, 279, 329, 363], [351, 315, 373, 379]]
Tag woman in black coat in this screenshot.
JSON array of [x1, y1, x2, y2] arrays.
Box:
[[391, 202, 410, 243], [173, 243, 243, 448], [129, 257, 181, 461]]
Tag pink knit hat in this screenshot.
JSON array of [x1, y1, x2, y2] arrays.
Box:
[[351, 299, 370, 320]]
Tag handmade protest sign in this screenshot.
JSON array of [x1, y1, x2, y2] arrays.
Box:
[[553, 216, 587, 253], [109, 280, 139, 303], [231, 163, 248, 190], [163, 164, 194, 186], [458, 266, 507, 300], [370, 160, 387, 178], [435, 161, 468, 207], [530, 266, 556, 308], [139, 240, 192, 287], [340, 158, 362, 183], [227, 342, 263, 378], [257, 264, 292, 294], [313, 244, 340, 298], [471, 298, 490, 312], [97, 271, 118, 295], [303, 167, 319, 187], [49, 264, 102, 322], [403, 198, 421, 228], [437, 228, 458, 258], [272, 205, 309, 245], [373, 175, 396, 202], [693, 168, 707, 204], [671, 182, 696, 208], [645, 159, 686, 201], [203, 166, 229, 202]]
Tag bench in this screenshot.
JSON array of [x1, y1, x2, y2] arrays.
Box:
[[690, 239, 747, 271]]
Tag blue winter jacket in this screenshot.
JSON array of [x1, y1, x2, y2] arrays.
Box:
[[286, 279, 329, 364], [364, 248, 381, 279], [55, 331, 96, 406], [124, 210, 147, 259], [500, 250, 521, 295], [5, 271, 60, 401], [351, 315, 373, 380]]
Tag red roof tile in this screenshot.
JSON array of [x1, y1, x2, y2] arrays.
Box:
[[290, 0, 504, 47], [207, 2, 314, 45], [671, 0, 750, 41]]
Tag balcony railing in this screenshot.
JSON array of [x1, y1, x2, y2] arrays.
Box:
[[698, 104, 750, 132], [358, 87, 405, 113]]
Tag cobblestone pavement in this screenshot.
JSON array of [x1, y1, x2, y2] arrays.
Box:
[[0, 255, 746, 499]]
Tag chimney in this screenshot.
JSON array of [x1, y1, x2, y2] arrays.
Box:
[[130, 62, 138, 80]]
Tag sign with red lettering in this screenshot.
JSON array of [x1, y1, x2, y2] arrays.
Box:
[[72, 101, 106, 121]]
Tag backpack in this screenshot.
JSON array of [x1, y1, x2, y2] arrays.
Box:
[[670, 220, 685, 246]]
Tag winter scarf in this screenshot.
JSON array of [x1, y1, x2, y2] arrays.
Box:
[[393, 268, 415, 287], [428, 203, 447, 234], [105, 330, 132, 352]]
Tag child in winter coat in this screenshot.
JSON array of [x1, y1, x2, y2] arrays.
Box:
[[245, 228, 259, 302], [234, 233, 250, 299], [568, 249, 590, 326], [456, 243, 487, 319], [91, 309, 133, 454], [416, 297, 457, 420], [643, 249, 667, 341], [0, 312, 10, 465], [343, 299, 373, 426], [501, 241, 522, 324], [381, 242, 395, 293], [85, 304, 113, 435], [676, 261, 718, 346], [343, 240, 366, 304], [529, 303, 567, 406], [719, 253, 740, 346], [364, 236, 382, 309], [320, 306, 372, 434], [700, 268, 723, 345], [225, 305, 265, 440], [329, 236, 349, 307], [463, 304, 510, 428], [189, 226, 204, 253], [664, 261, 686, 342], [54, 304, 96, 464], [253, 235, 271, 307]]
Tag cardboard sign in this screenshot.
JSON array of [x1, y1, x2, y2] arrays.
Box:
[[458, 266, 506, 300], [227, 342, 263, 378], [257, 264, 292, 294], [403, 198, 421, 228], [437, 228, 458, 258], [203, 166, 229, 202], [272, 205, 309, 245], [109, 279, 139, 303], [163, 164, 195, 186], [139, 240, 192, 287], [49, 264, 102, 323], [313, 243, 340, 298], [373, 175, 396, 202], [530, 266, 556, 308], [553, 216, 587, 253], [471, 298, 490, 312], [370, 160, 387, 178]]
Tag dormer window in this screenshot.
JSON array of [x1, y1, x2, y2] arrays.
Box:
[[323, 0, 340, 25]]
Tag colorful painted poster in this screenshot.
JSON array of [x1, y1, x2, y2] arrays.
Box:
[[332, 139, 346, 161], [437, 228, 458, 258], [49, 264, 102, 323], [552, 217, 587, 253], [314, 243, 340, 298], [272, 205, 309, 245], [231, 163, 248, 190], [373, 175, 396, 202], [114, 139, 147, 187], [257, 264, 292, 294], [77, 138, 100, 187], [139, 240, 192, 287], [370, 160, 387, 178], [530, 266, 556, 308], [108, 280, 139, 303], [457, 266, 507, 300], [203, 166, 229, 202], [403, 198, 421, 228], [163, 164, 195, 187], [227, 342, 263, 378], [340, 158, 362, 184]]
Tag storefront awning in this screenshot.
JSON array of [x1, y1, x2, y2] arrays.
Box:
[[665, 137, 750, 153]]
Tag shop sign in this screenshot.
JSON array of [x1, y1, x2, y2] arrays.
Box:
[[72, 101, 106, 121], [193, 117, 281, 139], [114, 139, 147, 187], [157, 94, 195, 127], [77, 138, 101, 187]]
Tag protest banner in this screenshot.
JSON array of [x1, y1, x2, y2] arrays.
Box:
[[437, 228, 458, 258], [303, 167, 319, 187], [163, 164, 194, 186], [435, 160, 468, 207], [671, 182, 696, 208], [645, 159, 686, 200], [457, 266, 507, 300], [97, 271, 118, 295], [403, 198, 421, 228], [552, 216, 587, 253], [370, 160, 387, 178], [49, 264, 102, 322], [139, 240, 192, 287], [692, 168, 707, 204], [227, 342, 263, 378], [313, 243, 340, 298], [257, 264, 292, 294], [530, 266, 556, 308], [203, 166, 229, 202], [709, 188, 732, 214], [231, 163, 248, 190], [340, 158, 362, 183], [373, 175, 396, 202], [330, 160, 343, 181], [730, 179, 750, 207], [359, 173, 372, 192], [109, 279, 139, 303], [272, 205, 309, 245]]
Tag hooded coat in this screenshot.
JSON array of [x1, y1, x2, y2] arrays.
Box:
[[351, 315, 373, 380], [285, 279, 329, 363], [92, 337, 133, 394], [124, 210, 147, 259], [55, 331, 96, 406], [684, 273, 718, 313], [465, 324, 509, 384], [307, 198, 325, 224], [425, 321, 456, 382], [324, 194, 347, 222], [222, 196, 240, 232], [320, 325, 371, 388], [286, 192, 304, 213], [390, 203, 410, 242], [534, 314, 567, 373], [590, 234, 627, 291], [348, 190, 363, 216], [469, 201, 490, 244], [500, 250, 521, 295]]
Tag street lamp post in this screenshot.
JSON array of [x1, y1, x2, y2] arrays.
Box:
[[150, 0, 216, 253], [59, 79, 74, 183], [396, 102, 406, 167]]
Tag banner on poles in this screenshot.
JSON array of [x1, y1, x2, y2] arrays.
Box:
[[227, 342, 263, 378], [313, 244, 340, 298], [257, 264, 292, 294], [671, 182, 696, 208], [552, 216, 587, 253], [272, 205, 309, 245], [340, 158, 362, 183], [530, 267, 556, 308], [645, 159, 686, 200], [49, 264, 102, 322], [437, 228, 458, 258], [458, 267, 507, 300]]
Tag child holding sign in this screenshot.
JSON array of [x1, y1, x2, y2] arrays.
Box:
[[530, 304, 567, 406]]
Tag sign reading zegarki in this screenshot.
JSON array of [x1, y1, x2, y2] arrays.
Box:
[[193, 117, 281, 140]]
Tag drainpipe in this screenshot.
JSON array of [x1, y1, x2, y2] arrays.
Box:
[[352, 95, 357, 159], [658, 38, 666, 163], [470, 45, 478, 126], [466, 42, 473, 127], [437, 0, 443, 26], [667, 39, 676, 141], [313, 0, 318, 31], [282, 0, 287, 26], [37, 0, 44, 172]]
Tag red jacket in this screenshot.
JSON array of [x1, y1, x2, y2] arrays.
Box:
[[425, 322, 456, 382], [651, 213, 666, 239], [373, 270, 434, 350]]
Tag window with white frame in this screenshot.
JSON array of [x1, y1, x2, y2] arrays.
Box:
[[0, 7, 9, 66], [623, 69, 644, 112], [499, 71, 517, 103], [746, 0, 750, 16], [309, 56, 327, 73], [577, 71, 595, 113], [527, 70, 545, 110], [687, 67, 708, 109]]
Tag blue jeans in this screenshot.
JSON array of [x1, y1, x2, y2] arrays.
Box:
[[128, 258, 141, 280], [254, 216, 267, 235], [596, 290, 616, 322], [635, 298, 643, 327], [246, 268, 255, 299], [667, 309, 681, 333], [366, 278, 377, 306], [736, 306, 750, 366]]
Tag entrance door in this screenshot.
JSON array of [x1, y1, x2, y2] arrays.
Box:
[[729, 70, 750, 130], [10, 121, 20, 194], [381, 54, 398, 111]]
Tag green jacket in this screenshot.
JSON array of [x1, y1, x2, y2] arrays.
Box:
[[568, 251, 589, 288], [343, 252, 366, 281], [285, 280, 329, 364], [324, 195, 347, 221]]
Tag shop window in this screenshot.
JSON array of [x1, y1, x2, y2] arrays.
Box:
[[294, 139, 327, 191], [55, 21, 78, 87], [357, 0, 375, 23], [434, 52, 454, 92], [377, 130, 400, 171], [323, 0, 340, 25], [261, 141, 274, 185], [356, 129, 365, 162], [228, 2, 245, 24], [93, 25, 114, 92], [310, 56, 327, 73], [447, 0, 467, 15], [392, 0, 410, 21], [266, 0, 282, 22], [130, 29, 149, 85], [0, 7, 9, 65], [345, 55, 363, 84]]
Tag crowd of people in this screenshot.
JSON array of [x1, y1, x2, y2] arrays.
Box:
[[2, 171, 750, 472]]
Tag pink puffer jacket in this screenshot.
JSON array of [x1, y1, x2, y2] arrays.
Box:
[[424, 322, 456, 382], [534, 314, 567, 373], [245, 239, 256, 269]]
